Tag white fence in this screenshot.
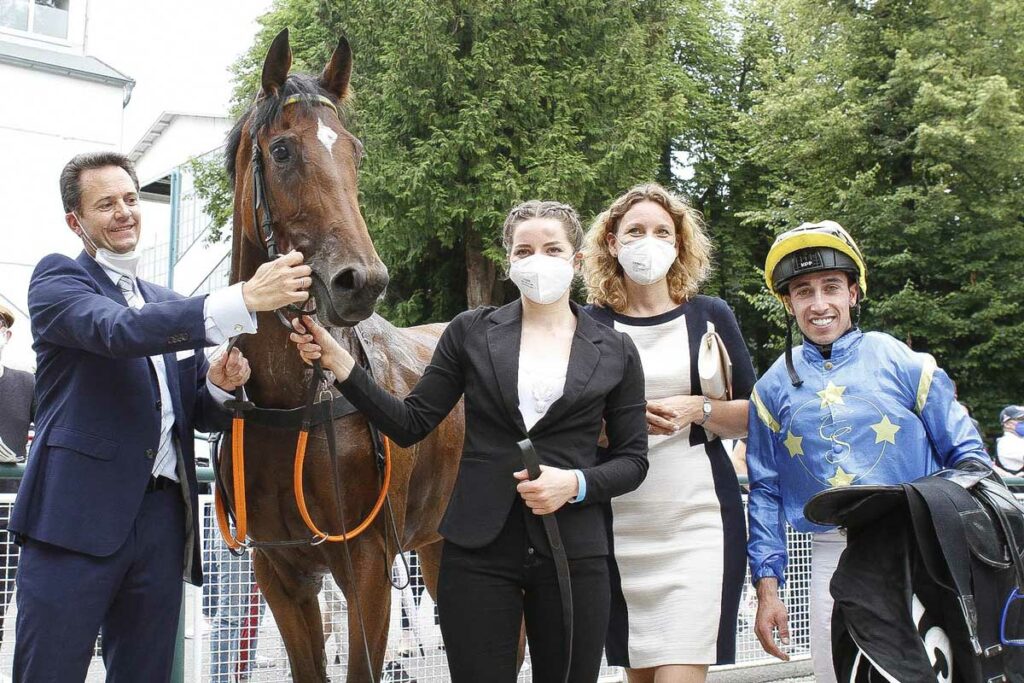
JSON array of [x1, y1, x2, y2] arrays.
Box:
[[192, 497, 814, 682], [0, 493, 821, 682], [5, 485, 1020, 681]]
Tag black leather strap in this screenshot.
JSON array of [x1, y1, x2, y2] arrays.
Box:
[[241, 396, 360, 430], [909, 477, 985, 655], [518, 438, 573, 683]]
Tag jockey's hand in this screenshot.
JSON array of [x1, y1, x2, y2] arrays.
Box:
[[242, 251, 312, 312], [208, 346, 250, 392], [513, 465, 579, 515], [754, 578, 791, 661], [289, 315, 355, 381]]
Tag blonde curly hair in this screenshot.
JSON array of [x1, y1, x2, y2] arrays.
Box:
[[583, 184, 713, 313]]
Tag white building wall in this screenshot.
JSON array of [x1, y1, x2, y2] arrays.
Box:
[[0, 60, 128, 370], [0, 64, 128, 265]]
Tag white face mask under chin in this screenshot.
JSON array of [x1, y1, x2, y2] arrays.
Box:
[[74, 213, 140, 278], [509, 254, 575, 305], [616, 237, 677, 285]]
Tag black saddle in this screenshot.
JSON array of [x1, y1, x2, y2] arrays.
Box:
[[806, 468, 1024, 682]]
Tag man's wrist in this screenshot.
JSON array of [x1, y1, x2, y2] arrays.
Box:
[[240, 281, 253, 312], [755, 576, 780, 600]]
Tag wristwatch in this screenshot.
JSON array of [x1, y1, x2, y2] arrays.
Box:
[[697, 397, 713, 426]]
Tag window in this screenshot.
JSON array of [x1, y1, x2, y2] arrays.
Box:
[[0, 0, 70, 40]]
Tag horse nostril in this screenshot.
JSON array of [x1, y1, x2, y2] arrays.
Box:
[[332, 267, 366, 292]]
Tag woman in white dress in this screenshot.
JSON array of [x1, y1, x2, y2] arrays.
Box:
[[582, 184, 754, 683]]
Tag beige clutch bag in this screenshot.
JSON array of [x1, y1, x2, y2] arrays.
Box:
[[698, 321, 733, 440]]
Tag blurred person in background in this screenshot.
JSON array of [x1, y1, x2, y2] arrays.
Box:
[[0, 301, 34, 646], [994, 405, 1024, 476]]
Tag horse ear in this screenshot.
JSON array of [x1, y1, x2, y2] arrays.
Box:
[[260, 28, 292, 99], [320, 36, 353, 101]]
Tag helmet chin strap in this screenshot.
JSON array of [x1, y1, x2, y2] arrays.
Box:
[[785, 315, 803, 388]]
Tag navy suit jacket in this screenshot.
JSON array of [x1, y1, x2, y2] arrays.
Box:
[[10, 251, 230, 585]]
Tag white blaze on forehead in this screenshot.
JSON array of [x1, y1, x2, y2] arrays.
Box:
[[317, 116, 339, 157]]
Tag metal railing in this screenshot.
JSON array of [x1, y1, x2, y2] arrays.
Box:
[[0, 463, 1020, 682]]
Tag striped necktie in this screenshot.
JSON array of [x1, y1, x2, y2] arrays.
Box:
[[118, 275, 140, 309], [117, 275, 177, 480]]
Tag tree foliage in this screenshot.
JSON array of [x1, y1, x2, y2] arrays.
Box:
[[226, 0, 711, 323], [729, 0, 1024, 435], [191, 0, 1024, 437]]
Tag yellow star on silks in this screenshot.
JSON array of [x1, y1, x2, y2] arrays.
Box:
[[784, 431, 804, 457], [870, 415, 901, 445], [828, 466, 856, 488], [817, 381, 847, 409]]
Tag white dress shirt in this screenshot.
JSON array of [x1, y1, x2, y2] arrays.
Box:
[[102, 265, 254, 481]]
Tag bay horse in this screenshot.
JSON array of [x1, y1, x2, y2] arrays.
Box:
[[220, 29, 463, 682]]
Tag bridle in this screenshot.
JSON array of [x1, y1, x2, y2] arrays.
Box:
[[212, 92, 404, 682]]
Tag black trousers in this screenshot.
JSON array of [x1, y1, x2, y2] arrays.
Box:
[[437, 499, 610, 683]]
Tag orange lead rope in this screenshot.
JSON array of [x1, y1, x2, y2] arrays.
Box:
[[215, 415, 393, 549], [214, 416, 249, 550], [294, 429, 392, 542]]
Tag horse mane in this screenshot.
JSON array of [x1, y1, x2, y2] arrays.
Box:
[[225, 73, 350, 187]]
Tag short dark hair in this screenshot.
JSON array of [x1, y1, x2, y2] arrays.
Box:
[[59, 151, 141, 213]]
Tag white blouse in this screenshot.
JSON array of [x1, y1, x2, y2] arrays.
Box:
[[517, 352, 568, 431]]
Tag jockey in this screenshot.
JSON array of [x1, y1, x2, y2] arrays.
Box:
[[744, 220, 990, 682]]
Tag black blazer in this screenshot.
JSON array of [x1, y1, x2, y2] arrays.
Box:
[[337, 300, 649, 558]]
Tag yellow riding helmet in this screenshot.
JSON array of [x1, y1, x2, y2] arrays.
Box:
[[764, 220, 867, 301]]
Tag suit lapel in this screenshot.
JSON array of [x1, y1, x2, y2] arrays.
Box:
[[531, 302, 602, 433], [77, 251, 129, 306], [486, 300, 528, 434]]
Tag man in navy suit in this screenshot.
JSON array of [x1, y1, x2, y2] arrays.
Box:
[[9, 151, 312, 681]]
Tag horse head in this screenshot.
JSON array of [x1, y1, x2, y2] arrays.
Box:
[[228, 28, 388, 326]]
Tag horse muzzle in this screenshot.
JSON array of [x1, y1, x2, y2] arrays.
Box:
[[313, 262, 389, 326]]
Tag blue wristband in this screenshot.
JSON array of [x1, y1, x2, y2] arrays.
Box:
[[570, 469, 587, 503]]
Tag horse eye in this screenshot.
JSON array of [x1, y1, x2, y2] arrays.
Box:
[[271, 144, 290, 163]]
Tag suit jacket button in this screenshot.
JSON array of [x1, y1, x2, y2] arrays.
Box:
[[145, 449, 156, 459], [156, 400, 162, 410]]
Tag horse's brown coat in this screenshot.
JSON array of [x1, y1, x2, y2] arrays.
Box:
[[220, 29, 463, 682]]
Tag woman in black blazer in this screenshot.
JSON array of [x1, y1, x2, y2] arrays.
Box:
[[290, 200, 648, 682]]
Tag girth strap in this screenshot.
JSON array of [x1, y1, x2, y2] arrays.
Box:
[[518, 438, 573, 683]]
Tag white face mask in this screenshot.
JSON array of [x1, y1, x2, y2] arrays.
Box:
[[616, 236, 677, 285], [74, 212, 140, 278], [509, 254, 575, 305]]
